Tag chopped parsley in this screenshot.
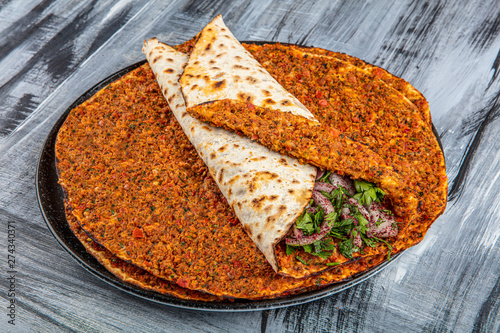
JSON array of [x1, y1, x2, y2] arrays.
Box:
[[352, 180, 385, 206], [326, 262, 340, 266], [338, 238, 358, 259], [295, 211, 315, 234], [296, 255, 308, 265], [289, 175, 394, 265]]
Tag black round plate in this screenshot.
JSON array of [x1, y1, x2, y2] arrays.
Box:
[[36, 54, 411, 311]]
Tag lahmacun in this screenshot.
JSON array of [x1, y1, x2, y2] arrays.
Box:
[[55, 16, 446, 300]]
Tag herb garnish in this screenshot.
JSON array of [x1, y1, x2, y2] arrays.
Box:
[[296, 255, 308, 265], [352, 180, 385, 205], [288, 174, 395, 265]]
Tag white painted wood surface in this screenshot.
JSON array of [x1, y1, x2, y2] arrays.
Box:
[[1, 0, 500, 331]]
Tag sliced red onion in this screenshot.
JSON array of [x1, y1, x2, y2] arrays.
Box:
[[329, 173, 356, 196], [307, 206, 318, 214], [316, 169, 325, 180], [353, 233, 362, 248], [314, 181, 337, 193], [312, 190, 334, 215], [292, 226, 303, 239], [348, 198, 371, 222], [369, 209, 380, 225], [368, 202, 384, 211], [341, 207, 350, 220], [367, 221, 398, 238], [286, 190, 337, 246], [285, 221, 333, 246], [366, 202, 398, 238], [340, 211, 357, 225], [367, 203, 392, 225]]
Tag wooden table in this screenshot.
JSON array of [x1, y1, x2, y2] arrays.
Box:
[[1, 0, 499, 331]]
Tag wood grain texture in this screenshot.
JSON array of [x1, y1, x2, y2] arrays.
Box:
[[1, 0, 500, 331]]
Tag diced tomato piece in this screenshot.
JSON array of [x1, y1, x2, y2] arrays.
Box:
[[132, 227, 144, 238], [319, 99, 328, 106]]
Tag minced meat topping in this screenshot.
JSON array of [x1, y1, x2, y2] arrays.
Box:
[[55, 41, 447, 299]]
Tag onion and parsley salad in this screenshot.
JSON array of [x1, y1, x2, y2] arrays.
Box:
[[285, 170, 398, 265]]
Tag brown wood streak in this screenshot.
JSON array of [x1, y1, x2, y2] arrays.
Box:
[[1, 0, 500, 331]]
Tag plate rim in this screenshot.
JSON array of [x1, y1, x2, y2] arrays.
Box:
[[34, 43, 422, 311]]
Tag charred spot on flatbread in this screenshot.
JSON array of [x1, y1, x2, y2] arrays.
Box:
[[212, 80, 226, 90]]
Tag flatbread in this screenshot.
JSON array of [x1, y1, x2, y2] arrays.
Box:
[[178, 16, 422, 276], [179, 16, 315, 121], [56, 57, 443, 299], [65, 209, 223, 302], [143, 37, 316, 272], [244, 42, 447, 254], [55, 23, 446, 299], [285, 44, 433, 124]]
